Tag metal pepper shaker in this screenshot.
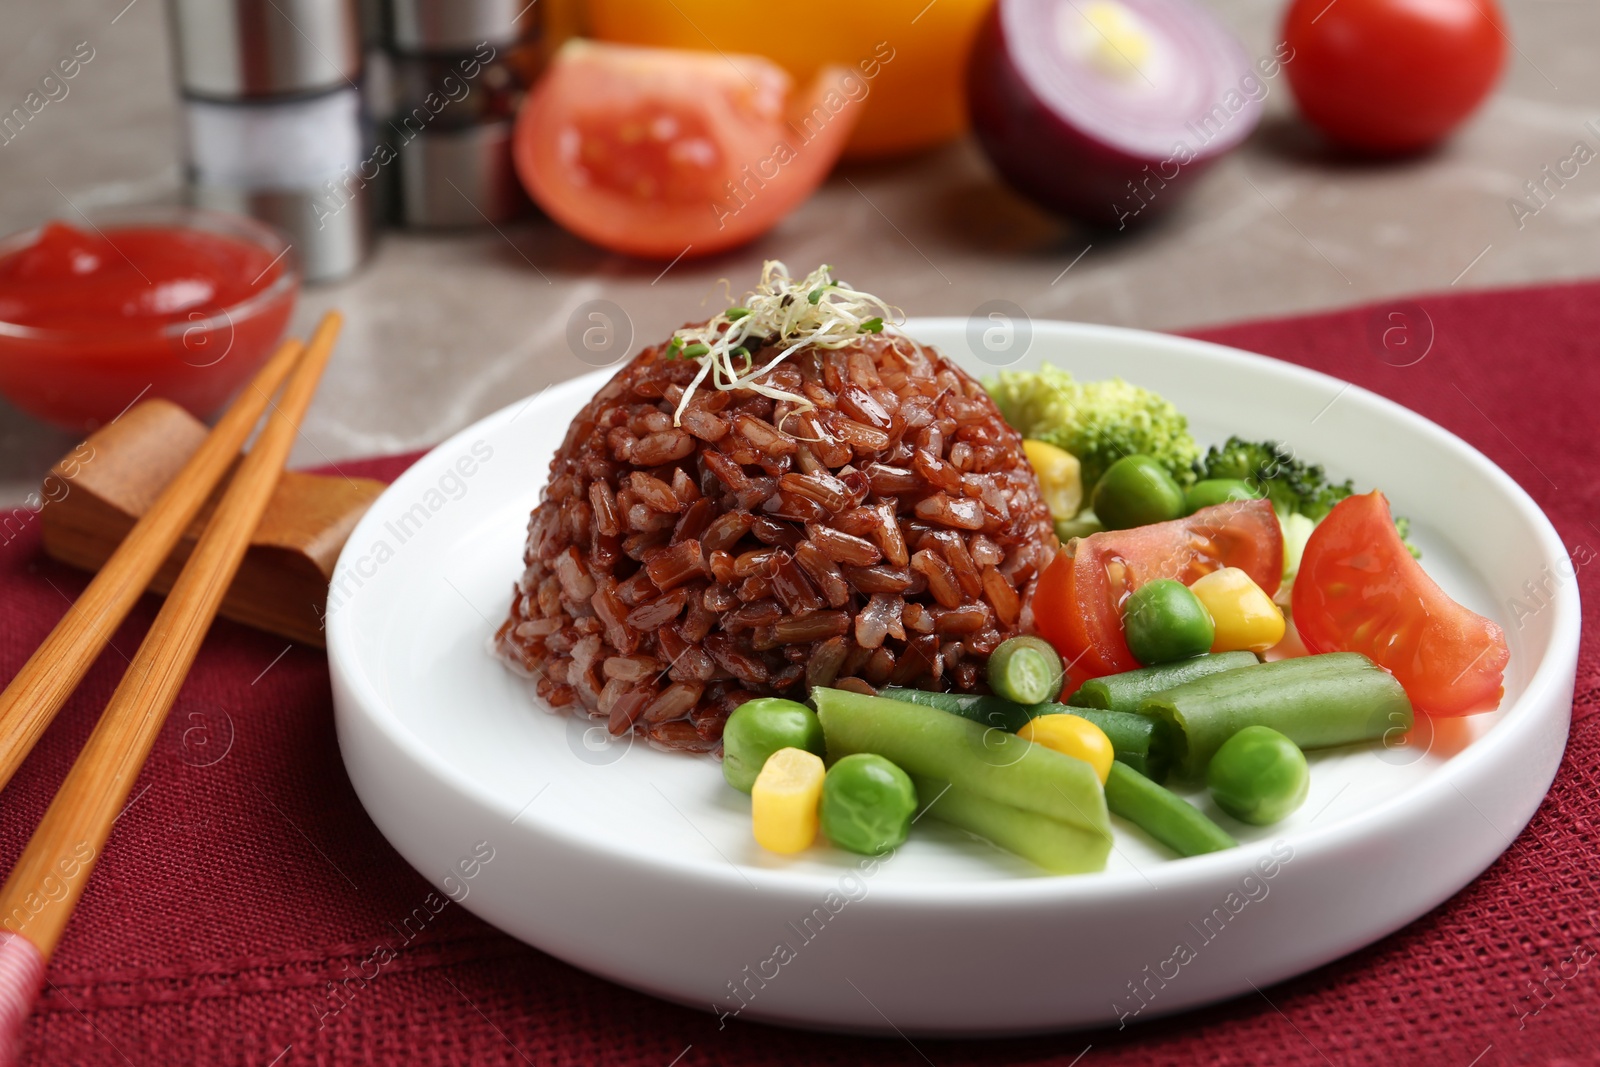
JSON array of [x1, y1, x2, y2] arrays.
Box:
[[381, 0, 540, 228], [167, 0, 376, 282]]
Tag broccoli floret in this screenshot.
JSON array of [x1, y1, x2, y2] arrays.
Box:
[[986, 365, 1199, 491], [1199, 436, 1421, 557], [1196, 437, 1352, 521]]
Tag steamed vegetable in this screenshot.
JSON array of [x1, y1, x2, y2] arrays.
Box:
[[1092, 454, 1187, 530], [879, 686, 1172, 783], [987, 636, 1066, 706], [912, 776, 1112, 874], [1017, 714, 1114, 783], [1195, 436, 1418, 558], [812, 688, 1110, 838], [723, 698, 826, 793], [1206, 726, 1309, 826], [1053, 510, 1105, 541], [1032, 500, 1284, 678], [878, 686, 1035, 734], [820, 754, 918, 855], [1104, 762, 1236, 857], [1196, 437, 1354, 521], [752, 748, 826, 853], [1022, 439, 1084, 520], [1138, 652, 1414, 779], [1042, 706, 1175, 783], [1122, 579, 1215, 665], [1185, 478, 1262, 512], [986, 365, 1200, 490], [1067, 651, 1260, 715], [1187, 568, 1285, 654]]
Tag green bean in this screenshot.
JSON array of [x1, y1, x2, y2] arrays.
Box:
[[877, 687, 1035, 733], [911, 776, 1112, 874], [1138, 651, 1414, 780], [878, 688, 1175, 782], [1104, 762, 1236, 857], [1033, 704, 1175, 784], [812, 688, 1109, 837], [1067, 651, 1259, 714], [986, 636, 1066, 706]]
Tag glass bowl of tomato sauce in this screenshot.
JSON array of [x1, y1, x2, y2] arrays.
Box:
[[0, 205, 299, 430]]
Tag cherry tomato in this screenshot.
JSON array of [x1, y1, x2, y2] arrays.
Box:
[[1293, 492, 1509, 716], [513, 41, 860, 259], [584, 0, 991, 159], [1033, 500, 1284, 677], [1283, 0, 1507, 153]]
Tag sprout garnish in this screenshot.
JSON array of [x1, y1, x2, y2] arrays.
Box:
[[668, 262, 903, 427]]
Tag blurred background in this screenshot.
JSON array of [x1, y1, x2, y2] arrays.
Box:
[[0, 0, 1595, 506]]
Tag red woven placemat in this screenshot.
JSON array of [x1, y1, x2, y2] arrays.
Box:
[[2, 281, 1596, 1066]]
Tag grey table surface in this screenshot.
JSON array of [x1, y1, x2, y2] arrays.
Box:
[[1, 0, 1596, 506]]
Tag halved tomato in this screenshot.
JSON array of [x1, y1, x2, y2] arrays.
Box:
[[1035, 500, 1284, 677], [513, 41, 861, 259], [1293, 492, 1508, 716]]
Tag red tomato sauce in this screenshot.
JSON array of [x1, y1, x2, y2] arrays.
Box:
[[0, 220, 296, 429], [0, 222, 284, 331]]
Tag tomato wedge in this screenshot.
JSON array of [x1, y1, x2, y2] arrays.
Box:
[[513, 41, 861, 259], [1034, 500, 1284, 677], [1293, 491, 1508, 716]]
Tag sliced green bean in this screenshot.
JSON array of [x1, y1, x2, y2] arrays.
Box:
[[1067, 651, 1260, 713], [1139, 651, 1414, 780], [1104, 762, 1236, 857], [812, 688, 1109, 837], [986, 636, 1065, 706], [1033, 704, 1175, 784], [911, 776, 1112, 874], [878, 687, 1034, 733]]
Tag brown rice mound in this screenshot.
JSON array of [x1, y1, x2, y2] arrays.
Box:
[[494, 330, 1059, 752]]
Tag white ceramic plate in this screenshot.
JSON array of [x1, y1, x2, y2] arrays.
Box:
[[328, 320, 1580, 1036]]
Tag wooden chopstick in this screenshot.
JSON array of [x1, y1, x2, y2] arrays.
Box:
[[0, 312, 342, 1058], [0, 335, 306, 794]]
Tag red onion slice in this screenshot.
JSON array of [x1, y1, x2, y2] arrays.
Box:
[[969, 0, 1267, 227]]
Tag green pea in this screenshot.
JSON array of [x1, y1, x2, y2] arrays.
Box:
[[1206, 725, 1309, 826], [987, 636, 1066, 706], [1123, 579, 1214, 666], [819, 753, 918, 855], [1092, 455, 1186, 531], [1186, 478, 1263, 513], [722, 698, 825, 794]]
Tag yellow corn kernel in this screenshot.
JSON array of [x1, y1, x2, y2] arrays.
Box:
[[1189, 567, 1285, 654], [1017, 714, 1114, 784], [1022, 439, 1084, 520], [751, 747, 826, 854]]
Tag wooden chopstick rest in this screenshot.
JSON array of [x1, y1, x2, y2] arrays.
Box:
[[37, 398, 385, 648]]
